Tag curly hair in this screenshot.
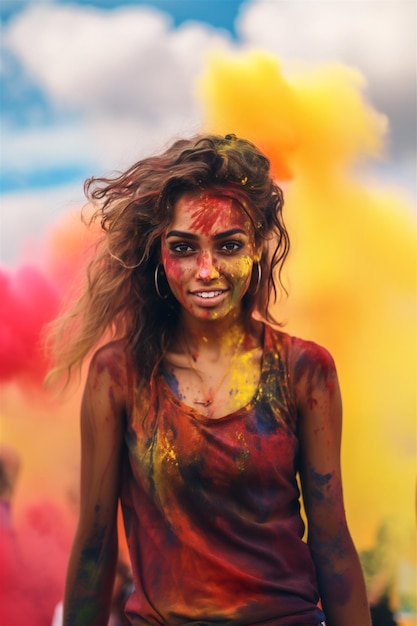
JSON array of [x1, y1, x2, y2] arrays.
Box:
[[47, 133, 290, 385]]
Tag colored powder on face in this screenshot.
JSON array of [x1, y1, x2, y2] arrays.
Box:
[[188, 193, 232, 235], [175, 191, 253, 241]]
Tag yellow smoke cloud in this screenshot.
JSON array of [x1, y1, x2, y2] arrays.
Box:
[[198, 50, 416, 611]]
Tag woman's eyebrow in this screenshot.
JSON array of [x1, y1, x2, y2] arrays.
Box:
[[213, 228, 247, 240], [165, 228, 247, 240], [166, 230, 198, 240]]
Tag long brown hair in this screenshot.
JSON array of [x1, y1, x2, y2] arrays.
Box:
[[47, 133, 290, 385]]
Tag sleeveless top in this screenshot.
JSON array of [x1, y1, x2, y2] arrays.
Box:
[[120, 325, 326, 625]]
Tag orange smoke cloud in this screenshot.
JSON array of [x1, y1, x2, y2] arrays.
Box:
[[198, 49, 416, 613]]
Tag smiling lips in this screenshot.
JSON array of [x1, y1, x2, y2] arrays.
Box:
[[191, 289, 228, 300]]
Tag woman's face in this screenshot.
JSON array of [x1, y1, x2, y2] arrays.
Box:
[[161, 190, 260, 323]]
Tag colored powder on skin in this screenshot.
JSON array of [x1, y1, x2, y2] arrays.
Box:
[[198, 49, 416, 610], [188, 193, 229, 235]]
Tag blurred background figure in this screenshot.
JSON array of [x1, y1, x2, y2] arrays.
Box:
[[360, 516, 416, 626], [370, 594, 397, 626], [0, 443, 20, 531]]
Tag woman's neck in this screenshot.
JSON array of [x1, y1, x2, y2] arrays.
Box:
[[163, 313, 264, 418], [175, 311, 261, 359], [180, 306, 239, 336]]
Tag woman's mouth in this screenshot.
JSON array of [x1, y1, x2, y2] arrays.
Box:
[[190, 289, 228, 305], [193, 290, 224, 299]]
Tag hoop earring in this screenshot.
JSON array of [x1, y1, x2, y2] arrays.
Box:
[[154, 264, 169, 299], [251, 263, 262, 295]]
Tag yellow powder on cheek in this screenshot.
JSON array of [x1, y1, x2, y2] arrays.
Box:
[[220, 256, 252, 280]]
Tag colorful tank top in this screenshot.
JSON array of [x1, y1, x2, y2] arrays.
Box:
[[121, 325, 326, 625]]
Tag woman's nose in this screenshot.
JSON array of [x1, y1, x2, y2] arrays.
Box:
[[196, 251, 220, 281]]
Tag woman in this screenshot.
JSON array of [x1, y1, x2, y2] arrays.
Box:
[[51, 134, 371, 625]]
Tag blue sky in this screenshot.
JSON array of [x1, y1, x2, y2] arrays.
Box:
[[0, 0, 242, 194], [1, 0, 415, 264], [0, 0, 243, 32]]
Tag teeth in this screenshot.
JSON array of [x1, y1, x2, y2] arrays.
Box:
[[195, 290, 223, 298]]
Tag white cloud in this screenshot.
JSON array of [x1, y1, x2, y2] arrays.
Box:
[[0, 121, 93, 173], [238, 1, 415, 76], [3, 3, 232, 117], [2, 3, 234, 172], [237, 0, 416, 107], [0, 183, 85, 266]]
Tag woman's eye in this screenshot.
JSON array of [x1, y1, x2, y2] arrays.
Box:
[[170, 243, 194, 254], [221, 241, 243, 253]]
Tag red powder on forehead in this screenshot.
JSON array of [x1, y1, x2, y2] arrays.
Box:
[[186, 192, 248, 236], [188, 194, 233, 235]]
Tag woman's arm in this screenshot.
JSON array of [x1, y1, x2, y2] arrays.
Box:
[[295, 341, 371, 626], [63, 344, 127, 626]]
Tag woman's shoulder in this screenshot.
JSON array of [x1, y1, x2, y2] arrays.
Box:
[[84, 340, 134, 414], [264, 323, 336, 368], [88, 339, 132, 385], [91, 339, 128, 363]]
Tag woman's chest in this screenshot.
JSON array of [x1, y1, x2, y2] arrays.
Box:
[[164, 347, 263, 420], [127, 381, 300, 506]]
